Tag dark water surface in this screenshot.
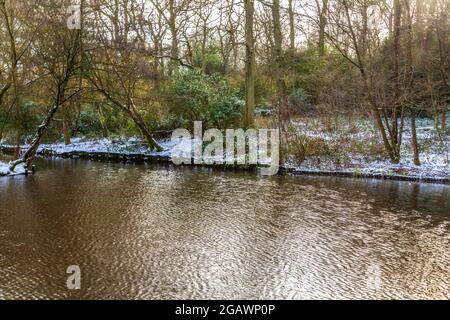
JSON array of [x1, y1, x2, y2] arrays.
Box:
[[0, 158, 449, 299]]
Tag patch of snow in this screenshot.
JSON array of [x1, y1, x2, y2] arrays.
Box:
[[0, 162, 26, 177], [287, 117, 450, 180], [7, 135, 276, 166], [4, 137, 170, 157]]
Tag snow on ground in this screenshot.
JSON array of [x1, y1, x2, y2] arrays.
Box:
[[3, 135, 271, 164], [42, 137, 174, 157], [287, 117, 450, 180], [0, 162, 26, 177], [1, 137, 173, 157], [1, 116, 448, 180]]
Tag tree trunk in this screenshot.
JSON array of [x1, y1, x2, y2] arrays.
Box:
[[129, 109, 161, 151], [434, 110, 440, 131], [360, 2, 368, 57], [405, 0, 420, 165], [411, 113, 420, 165], [1, 0, 21, 148], [201, 22, 208, 74], [92, 84, 163, 151], [318, 0, 328, 56], [392, 0, 402, 162], [168, 1, 179, 75], [63, 110, 72, 145], [341, 0, 396, 162], [436, 0, 448, 133], [244, 0, 255, 128], [442, 110, 447, 132], [97, 105, 109, 138], [13, 130, 21, 160], [365, 82, 396, 162], [272, 0, 289, 165], [288, 0, 295, 51], [153, 41, 161, 89], [0, 83, 12, 142], [10, 81, 70, 171]]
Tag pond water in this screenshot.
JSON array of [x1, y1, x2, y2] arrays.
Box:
[[0, 158, 449, 299]]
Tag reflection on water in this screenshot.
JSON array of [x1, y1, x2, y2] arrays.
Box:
[[0, 158, 449, 299]]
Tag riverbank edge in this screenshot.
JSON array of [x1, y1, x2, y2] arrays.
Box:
[[0, 159, 26, 177], [1, 145, 449, 184]]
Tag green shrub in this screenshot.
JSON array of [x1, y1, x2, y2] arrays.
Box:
[[78, 110, 103, 134], [163, 69, 243, 129]]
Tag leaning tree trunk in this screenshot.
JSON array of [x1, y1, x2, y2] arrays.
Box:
[[93, 84, 163, 151], [128, 99, 162, 151], [97, 105, 109, 138], [9, 82, 68, 171], [342, 0, 396, 162], [129, 109, 162, 151]]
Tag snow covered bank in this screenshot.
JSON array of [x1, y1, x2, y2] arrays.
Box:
[[286, 117, 450, 182], [1, 116, 449, 183], [2, 135, 272, 165], [1, 137, 171, 157], [0, 162, 26, 177]]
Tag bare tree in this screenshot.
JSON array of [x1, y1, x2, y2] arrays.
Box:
[[9, 1, 83, 170], [271, 0, 289, 164], [244, 0, 256, 127], [326, 0, 403, 163]]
